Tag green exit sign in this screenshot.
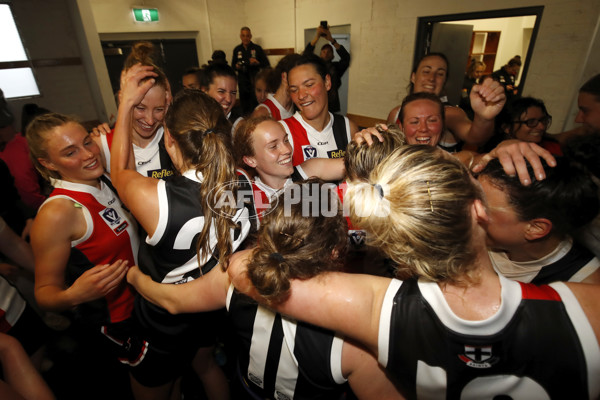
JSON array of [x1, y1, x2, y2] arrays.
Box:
[[132, 8, 159, 22]]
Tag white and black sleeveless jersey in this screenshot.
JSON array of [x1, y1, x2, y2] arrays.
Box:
[[226, 285, 348, 400], [378, 275, 600, 399], [136, 170, 250, 338]]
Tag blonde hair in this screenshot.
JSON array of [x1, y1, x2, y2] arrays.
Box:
[[165, 89, 236, 265], [247, 178, 348, 303], [344, 124, 405, 182], [26, 113, 81, 182], [123, 41, 169, 93], [346, 145, 482, 285]]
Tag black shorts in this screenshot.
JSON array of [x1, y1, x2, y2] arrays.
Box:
[[125, 309, 224, 387]]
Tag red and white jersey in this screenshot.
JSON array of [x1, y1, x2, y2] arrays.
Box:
[[100, 127, 173, 179], [255, 94, 294, 121], [281, 112, 351, 166], [43, 178, 138, 323]]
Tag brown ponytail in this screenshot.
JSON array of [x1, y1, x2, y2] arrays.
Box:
[[165, 89, 237, 265]]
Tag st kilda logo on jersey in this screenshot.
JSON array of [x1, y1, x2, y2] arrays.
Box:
[[100, 207, 129, 235], [458, 345, 498, 369]]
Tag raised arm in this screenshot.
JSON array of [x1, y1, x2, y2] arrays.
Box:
[[31, 200, 128, 311], [228, 249, 389, 354], [110, 64, 161, 235], [300, 157, 345, 181], [447, 77, 506, 146], [127, 265, 230, 314]]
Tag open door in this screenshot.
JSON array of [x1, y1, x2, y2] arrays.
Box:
[[414, 7, 544, 104], [430, 23, 473, 106]]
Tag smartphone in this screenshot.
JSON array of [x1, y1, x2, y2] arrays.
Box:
[[320, 20, 328, 36]]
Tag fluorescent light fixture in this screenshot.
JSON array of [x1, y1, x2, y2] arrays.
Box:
[[132, 7, 159, 22]]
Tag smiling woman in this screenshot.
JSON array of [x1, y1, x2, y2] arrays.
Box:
[[93, 41, 174, 180], [280, 54, 359, 166], [26, 113, 143, 397]]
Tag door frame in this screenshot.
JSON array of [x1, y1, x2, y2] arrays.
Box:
[[414, 6, 545, 97]]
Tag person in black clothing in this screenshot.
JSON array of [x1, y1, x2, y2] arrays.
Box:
[[232, 27, 270, 114], [492, 55, 521, 100], [303, 24, 351, 113]]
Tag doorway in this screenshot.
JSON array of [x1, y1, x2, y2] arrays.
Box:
[[101, 38, 199, 98], [414, 7, 544, 106]]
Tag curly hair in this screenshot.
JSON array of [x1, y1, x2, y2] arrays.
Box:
[[247, 178, 348, 303]]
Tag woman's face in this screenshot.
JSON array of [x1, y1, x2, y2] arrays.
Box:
[[245, 120, 293, 184], [254, 77, 268, 104], [40, 122, 103, 184], [510, 106, 550, 144], [132, 85, 167, 141], [288, 64, 331, 121], [205, 75, 237, 116], [411, 56, 448, 95], [473, 65, 485, 80], [401, 99, 444, 146], [478, 176, 527, 252]]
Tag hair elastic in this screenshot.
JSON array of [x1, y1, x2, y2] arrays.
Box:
[[269, 252, 285, 263], [374, 183, 385, 199]]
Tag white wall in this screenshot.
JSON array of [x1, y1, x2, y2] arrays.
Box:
[[6, 0, 599, 133]]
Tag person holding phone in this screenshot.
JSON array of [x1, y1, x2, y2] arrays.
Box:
[[303, 22, 351, 114]]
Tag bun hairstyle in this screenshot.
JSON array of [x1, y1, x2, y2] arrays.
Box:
[[346, 145, 483, 285], [247, 178, 348, 303], [344, 124, 406, 182], [266, 53, 302, 93], [199, 62, 237, 89], [479, 157, 599, 237], [124, 41, 169, 91], [26, 113, 81, 182], [165, 89, 237, 265]]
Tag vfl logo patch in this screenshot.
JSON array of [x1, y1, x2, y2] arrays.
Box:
[[458, 345, 497, 368], [100, 208, 128, 236], [349, 230, 366, 248], [302, 145, 317, 160]]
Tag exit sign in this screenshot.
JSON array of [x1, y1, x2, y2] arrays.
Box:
[[132, 8, 159, 22]]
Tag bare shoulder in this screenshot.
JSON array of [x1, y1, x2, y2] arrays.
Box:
[[564, 282, 600, 343], [33, 198, 83, 242]]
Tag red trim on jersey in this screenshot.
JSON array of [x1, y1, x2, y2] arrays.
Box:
[[336, 181, 355, 230], [519, 282, 561, 301], [0, 311, 12, 332], [106, 129, 115, 149], [236, 170, 272, 222], [263, 98, 282, 120], [282, 117, 311, 166]]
